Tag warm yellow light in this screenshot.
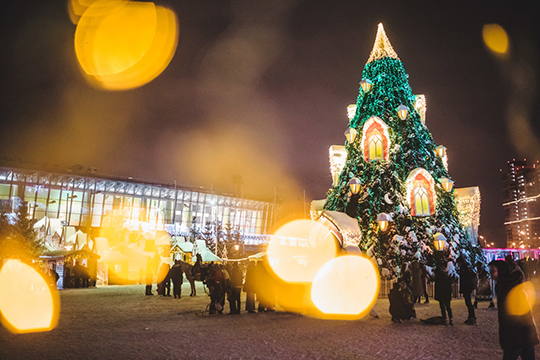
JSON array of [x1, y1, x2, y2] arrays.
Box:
[[67, 0, 97, 24], [439, 177, 454, 192], [359, 79, 373, 93], [507, 281, 535, 316], [311, 255, 379, 319], [266, 220, 338, 283], [344, 128, 357, 143], [75, 0, 178, 90], [377, 213, 392, 231], [482, 24, 509, 55], [234, 244, 240, 251], [349, 177, 361, 194], [397, 105, 408, 120], [0, 260, 60, 334], [434, 145, 447, 158], [433, 233, 447, 251]]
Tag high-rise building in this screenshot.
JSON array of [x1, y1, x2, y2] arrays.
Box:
[[501, 159, 540, 248]]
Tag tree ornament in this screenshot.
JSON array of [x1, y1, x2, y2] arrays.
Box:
[[344, 127, 357, 143], [349, 178, 361, 194], [359, 79, 373, 93], [384, 193, 393, 204], [397, 105, 409, 120]]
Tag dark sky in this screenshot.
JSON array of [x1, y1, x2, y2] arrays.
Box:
[[1, 0, 539, 246]]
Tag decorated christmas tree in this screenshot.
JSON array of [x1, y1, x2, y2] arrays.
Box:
[[323, 24, 483, 278]]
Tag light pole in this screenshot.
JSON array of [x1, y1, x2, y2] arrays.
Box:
[[63, 194, 77, 245]]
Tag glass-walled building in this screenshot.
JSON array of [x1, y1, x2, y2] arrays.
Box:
[[0, 166, 275, 237]]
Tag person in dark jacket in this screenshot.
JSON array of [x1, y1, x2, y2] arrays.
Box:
[[157, 263, 171, 297], [434, 262, 453, 325], [490, 260, 539, 360], [230, 262, 243, 314], [389, 282, 408, 323], [410, 260, 424, 304], [207, 263, 225, 315], [243, 262, 256, 313], [145, 257, 154, 295], [474, 261, 495, 309], [457, 256, 477, 325], [169, 260, 184, 299]]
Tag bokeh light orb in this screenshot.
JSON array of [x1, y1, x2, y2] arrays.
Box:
[[311, 255, 379, 319], [506, 281, 536, 316], [482, 24, 509, 55], [267, 220, 338, 283], [0, 260, 60, 334], [74, 0, 178, 90]]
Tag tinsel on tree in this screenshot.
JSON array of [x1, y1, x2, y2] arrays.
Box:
[[324, 24, 483, 278]]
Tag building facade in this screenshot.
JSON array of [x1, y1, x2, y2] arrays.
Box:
[[0, 166, 275, 243], [502, 159, 540, 249]]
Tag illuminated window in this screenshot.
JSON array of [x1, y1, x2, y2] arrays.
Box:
[[413, 181, 431, 216], [361, 116, 390, 162], [368, 130, 384, 160]]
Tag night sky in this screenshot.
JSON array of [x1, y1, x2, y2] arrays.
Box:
[[0, 0, 539, 246]]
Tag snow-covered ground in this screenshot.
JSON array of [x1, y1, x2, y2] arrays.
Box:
[[1, 281, 540, 360]]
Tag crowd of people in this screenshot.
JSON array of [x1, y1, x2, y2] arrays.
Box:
[[388, 255, 539, 359], [144, 257, 277, 316]]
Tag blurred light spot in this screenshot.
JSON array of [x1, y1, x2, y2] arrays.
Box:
[[506, 281, 535, 316], [0, 259, 60, 334], [482, 24, 509, 55], [311, 255, 379, 319], [267, 220, 338, 283], [275, 281, 314, 314], [67, 0, 97, 24], [74, 0, 178, 90]]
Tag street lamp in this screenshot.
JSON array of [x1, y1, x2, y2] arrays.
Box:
[[349, 178, 361, 194], [433, 233, 447, 251], [344, 128, 357, 143], [359, 79, 373, 93], [434, 145, 447, 158], [396, 105, 409, 120], [63, 194, 77, 244], [439, 177, 454, 192], [377, 213, 392, 231]]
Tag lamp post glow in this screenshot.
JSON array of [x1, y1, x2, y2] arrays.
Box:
[[439, 177, 454, 192], [433, 233, 447, 251], [435, 145, 447, 158], [377, 213, 392, 232], [344, 128, 357, 143], [360, 79, 373, 93], [397, 105, 409, 120], [349, 178, 361, 194]]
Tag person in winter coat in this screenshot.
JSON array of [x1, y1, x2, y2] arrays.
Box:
[[145, 257, 154, 295], [420, 262, 430, 303], [474, 262, 495, 309], [434, 262, 453, 325], [157, 263, 171, 297], [457, 256, 477, 325], [490, 260, 539, 360], [243, 262, 257, 313], [169, 260, 184, 299], [207, 263, 225, 315], [410, 260, 424, 303], [389, 282, 408, 323], [230, 262, 243, 314]]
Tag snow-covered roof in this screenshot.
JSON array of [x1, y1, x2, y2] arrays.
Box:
[[316, 210, 362, 247], [177, 242, 193, 252]]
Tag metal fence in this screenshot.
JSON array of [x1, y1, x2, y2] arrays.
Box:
[[378, 279, 461, 299]]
